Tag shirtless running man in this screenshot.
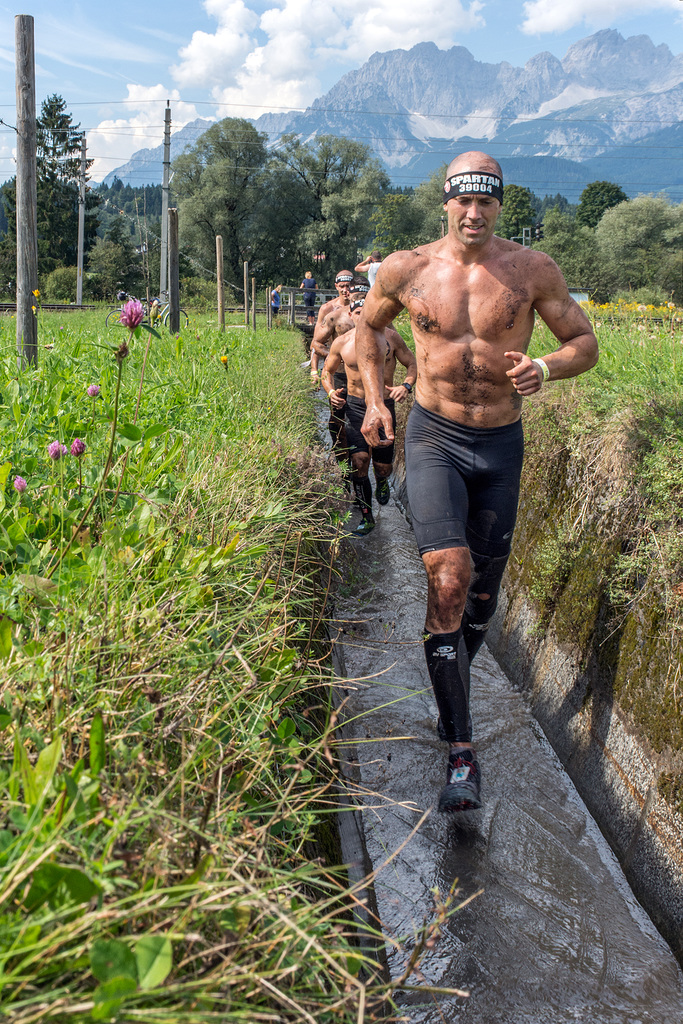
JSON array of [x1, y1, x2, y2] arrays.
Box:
[[322, 296, 417, 536], [356, 151, 598, 812]]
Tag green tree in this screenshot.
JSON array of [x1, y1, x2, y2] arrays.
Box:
[[87, 218, 142, 300], [271, 134, 389, 281], [576, 181, 628, 229], [596, 195, 682, 301], [531, 207, 602, 296], [0, 95, 99, 283], [495, 185, 537, 240], [173, 118, 271, 286], [370, 165, 448, 254]]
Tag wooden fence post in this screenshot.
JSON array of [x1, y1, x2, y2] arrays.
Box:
[[15, 14, 38, 370], [251, 277, 256, 331], [288, 288, 295, 324], [243, 262, 249, 326], [168, 208, 180, 334], [216, 235, 225, 332], [267, 282, 272, 329]]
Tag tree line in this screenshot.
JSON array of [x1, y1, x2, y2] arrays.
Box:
[[0, 96, 681, 305]]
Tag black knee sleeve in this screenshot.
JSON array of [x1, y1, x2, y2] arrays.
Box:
[[424, 629, 471, 743], [462, 552, 509, 662]]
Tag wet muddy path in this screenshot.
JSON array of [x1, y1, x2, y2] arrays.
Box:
[[330, 471, 683, 1022]]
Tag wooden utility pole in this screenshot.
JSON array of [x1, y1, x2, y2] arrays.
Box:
[[76, 135, 86, 306], [216, 235, 225, 332], [168, 208, 180, 334], [160, 102, 171, 300], [15, 14, 38, 369], [251, 277, 256, 331], [243, 261, 248, 326]]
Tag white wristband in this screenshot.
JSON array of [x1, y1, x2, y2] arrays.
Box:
[[532, 357, 550, 382]]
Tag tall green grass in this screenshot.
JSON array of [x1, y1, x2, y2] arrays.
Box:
[[0, 312, 438, 1021]]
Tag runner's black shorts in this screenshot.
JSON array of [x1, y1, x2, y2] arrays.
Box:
[[404, 401, 524, 557], [330, 370, 348, 420], [345, 395, 396, 464]]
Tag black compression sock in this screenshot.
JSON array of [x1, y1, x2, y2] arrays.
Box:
[[424, 629, 471, 744], [461, 613, 489, 663], [353, 476, 372, 516]]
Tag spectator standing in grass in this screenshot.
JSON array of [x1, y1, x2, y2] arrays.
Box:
[[271, 284, 282, 319], [300, 271, 318, 324]]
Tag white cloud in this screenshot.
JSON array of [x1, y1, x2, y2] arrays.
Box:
[[171, 0, 485, 115], [521, 0, 681, 35], [171, 1, 259, 90], [88, 86, 201, 182]]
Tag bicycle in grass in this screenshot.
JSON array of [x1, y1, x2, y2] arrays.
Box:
[[106, 298, 189, 329]]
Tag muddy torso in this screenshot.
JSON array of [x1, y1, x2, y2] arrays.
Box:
[[340, 327, 406, 399], [392, 238, 541, 426]]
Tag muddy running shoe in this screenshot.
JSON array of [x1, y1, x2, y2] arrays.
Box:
[[438, 748, 481, 812], [375, 478, 391, 505], [352, 517, 375, 537]]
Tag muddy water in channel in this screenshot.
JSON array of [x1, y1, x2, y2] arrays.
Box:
[[331, 479, 683, 1023]]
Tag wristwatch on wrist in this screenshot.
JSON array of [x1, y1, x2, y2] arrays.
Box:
[[402, 381, 413, 392]]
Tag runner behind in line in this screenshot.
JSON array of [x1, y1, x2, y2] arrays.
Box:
[[322, 295, 417, 536], [310, 270, 354, 382], [355, 151, 598, 811], [310, 271, 357, 462]]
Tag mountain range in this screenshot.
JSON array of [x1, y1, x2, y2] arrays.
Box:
[[103, 30, 683, 203]]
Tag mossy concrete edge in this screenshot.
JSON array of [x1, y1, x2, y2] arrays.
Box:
[[488, 589, 683, 966]]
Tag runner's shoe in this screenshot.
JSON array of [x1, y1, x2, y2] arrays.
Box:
[[375, 478, 391, 505], [438, 748, 481, 812], [352, 517, 375, 537]]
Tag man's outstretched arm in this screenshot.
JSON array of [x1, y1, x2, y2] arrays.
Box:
[[356, 261, 405, 445]]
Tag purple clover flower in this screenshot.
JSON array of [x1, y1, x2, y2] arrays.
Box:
[[47, 441, 68, 461], [119, 298, 145, 330], [13, 476, 27, 493], [87, 384, 100, 398], [70, 438, 86, 457]]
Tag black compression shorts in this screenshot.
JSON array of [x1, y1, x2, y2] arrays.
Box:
[[345, 395, 396, 464], [404, 401, 524, 557]]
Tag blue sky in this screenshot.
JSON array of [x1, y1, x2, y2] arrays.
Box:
[[0, 0, 682, 182]]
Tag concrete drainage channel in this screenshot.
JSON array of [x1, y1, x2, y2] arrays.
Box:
[[327, 448, 683, 1021]]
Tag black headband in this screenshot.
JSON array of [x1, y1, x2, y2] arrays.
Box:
[[335, 273, 354, 284], [351, 283, 370, 294], [443, 171, 504, 205], [350, 298, 365, 312]]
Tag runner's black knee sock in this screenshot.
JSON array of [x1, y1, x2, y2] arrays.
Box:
[[424, 629, 471, 743], [353, 475, 373, 517], [462, 552, 509, 662]]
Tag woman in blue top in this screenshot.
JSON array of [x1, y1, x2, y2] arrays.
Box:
[[271, 284, 282, 318]]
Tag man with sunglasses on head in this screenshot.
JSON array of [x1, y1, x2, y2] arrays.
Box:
[[355, 151, 598, 812], [322, 294, 416, 536]]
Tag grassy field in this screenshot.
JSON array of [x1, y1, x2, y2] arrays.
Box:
[[0, 309, 441, 1022]]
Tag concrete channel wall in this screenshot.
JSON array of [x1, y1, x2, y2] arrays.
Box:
[[392, 459, 683, 967]]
